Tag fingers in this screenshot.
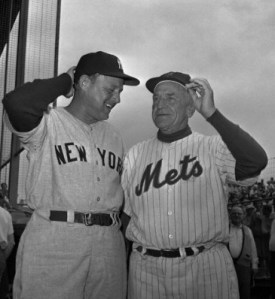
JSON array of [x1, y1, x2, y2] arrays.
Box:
[[66, 66, 76, 81], [186, 78, 213, 98], [67, 66, 76, 73], [64, 66, 76, 98], [190, 78, 211, 87], [186, 77, 215, 118]]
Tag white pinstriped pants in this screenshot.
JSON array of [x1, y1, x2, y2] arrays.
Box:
[[13, 212, 127, 299], [128, 243, 239, 299]]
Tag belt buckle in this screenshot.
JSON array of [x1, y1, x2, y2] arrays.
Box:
[[159, 249, 166, 257], [83, 213, 94, 226]]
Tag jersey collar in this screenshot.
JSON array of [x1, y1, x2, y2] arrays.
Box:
[[157, 125, 192, 143]]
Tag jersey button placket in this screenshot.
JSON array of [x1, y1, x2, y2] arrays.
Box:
[[89, 127, 101, 206]]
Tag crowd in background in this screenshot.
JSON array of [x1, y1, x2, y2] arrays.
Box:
[[228, 177, 275, 280]]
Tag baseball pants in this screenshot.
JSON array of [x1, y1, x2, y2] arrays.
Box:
[[128, 243, 239, 299], [13, 212, 127, 299]]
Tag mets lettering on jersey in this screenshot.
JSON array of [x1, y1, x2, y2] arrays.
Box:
[[135, 155, 203, 196], [122, 132, 255, 250]]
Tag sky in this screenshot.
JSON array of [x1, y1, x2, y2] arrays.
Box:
[[58, 0, 275, 165]]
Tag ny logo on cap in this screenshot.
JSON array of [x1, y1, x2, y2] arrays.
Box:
[[117, 58, 123, 70]]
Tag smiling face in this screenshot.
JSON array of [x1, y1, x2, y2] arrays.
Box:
[[78, 74, 124, 123], [152, 81, 195, 134]]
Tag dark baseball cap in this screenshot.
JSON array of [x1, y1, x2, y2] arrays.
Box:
[[74, 51, 140, 86], [146, 72, 191, 93]]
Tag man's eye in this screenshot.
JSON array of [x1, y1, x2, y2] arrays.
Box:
[[105, 88, 113, 94]]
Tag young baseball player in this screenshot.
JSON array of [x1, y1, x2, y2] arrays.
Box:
[[2, 51, 139, 299], [122, 72, 267, 299]]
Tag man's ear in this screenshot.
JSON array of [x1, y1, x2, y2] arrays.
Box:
[[187, 103, 195, 118], [78, 75, 90, 89]]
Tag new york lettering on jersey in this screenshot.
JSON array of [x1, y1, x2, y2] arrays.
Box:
[[54, 142, 122, 175]]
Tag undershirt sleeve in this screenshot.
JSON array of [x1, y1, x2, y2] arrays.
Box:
[[2, 73, 72, 132], [207, 109, 267, 181]]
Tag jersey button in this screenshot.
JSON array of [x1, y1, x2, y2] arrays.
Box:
[[96, 197, 100, 201], [97, 177, 100, 182], [168, 234, 173, 239], [168, 211, 173, 216], [96, 161, 99, 165]]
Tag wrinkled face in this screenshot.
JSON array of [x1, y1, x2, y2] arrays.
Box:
[[152, 81, 194, 134], [230, 207, 244, 225], [81, 74, 123, 122]]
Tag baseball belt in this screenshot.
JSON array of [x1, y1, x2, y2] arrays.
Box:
[[49, 210, 118, 226], [136, 245, 205, 258]]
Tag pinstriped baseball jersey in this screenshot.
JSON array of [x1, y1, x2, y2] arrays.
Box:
[[4, 107, 124, 213], [122, 132, 257, 249]]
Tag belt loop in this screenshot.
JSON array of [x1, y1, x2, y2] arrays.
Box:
[[110, 212, 116, 225], [179, 247, 186, 259], [140, 246, 146, 255], [110, 212, 120, 226], [67, 210, 74, 223], [191, 246, 199, 256]]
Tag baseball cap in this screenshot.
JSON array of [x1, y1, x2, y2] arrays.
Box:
[[74, 51, 140, 86], [146, 72, 191, 93]]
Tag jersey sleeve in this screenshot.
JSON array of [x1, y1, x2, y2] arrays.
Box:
[[4, 109, 49, 152], [208, 109, 267, 181], [2, 73, 72, 132], [213, 135, 258, 186]]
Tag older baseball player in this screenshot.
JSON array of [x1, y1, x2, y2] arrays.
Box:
[[122, 72, 267, 299], [2, 51, 139, 299]]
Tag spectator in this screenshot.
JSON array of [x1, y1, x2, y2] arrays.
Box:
[[261, 204, 273, 277], [0, 183, 11, 210], [243, 204, 256, 228], [250, 202, 272, 278], [269, 218, 275, 299], [0, 196, 15, 298], [229, 206, 258, 299]]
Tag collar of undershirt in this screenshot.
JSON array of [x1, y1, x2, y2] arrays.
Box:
[[157, 125, 192, 143]]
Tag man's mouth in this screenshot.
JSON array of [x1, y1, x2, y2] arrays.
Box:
[[156, 113, 169, 117]]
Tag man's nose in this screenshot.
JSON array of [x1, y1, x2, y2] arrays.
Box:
[[113, 93, 121, 104], [156, 96, 167, 108]]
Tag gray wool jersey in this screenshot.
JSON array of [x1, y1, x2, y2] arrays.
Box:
[[4, 107, 125, 213]]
